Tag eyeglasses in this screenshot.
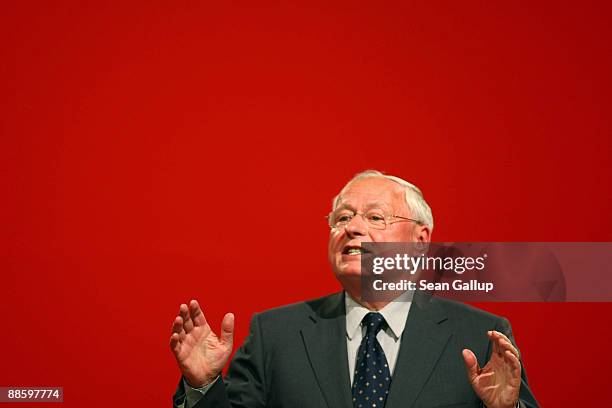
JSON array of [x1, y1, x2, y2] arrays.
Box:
[[326, 210, 423, 230]]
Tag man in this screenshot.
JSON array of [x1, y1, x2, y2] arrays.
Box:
[[170, 170, 540, 408]]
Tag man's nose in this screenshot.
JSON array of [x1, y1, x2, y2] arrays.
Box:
[[345, 214, 368, 237]]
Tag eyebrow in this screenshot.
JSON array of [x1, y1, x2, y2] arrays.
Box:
[[335, 201, 391, 211]]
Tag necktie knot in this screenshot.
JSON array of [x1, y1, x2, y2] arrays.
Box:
[[362, 312, 386, 336]]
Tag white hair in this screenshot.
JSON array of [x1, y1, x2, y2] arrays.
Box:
[[332, 170, 434, 230]]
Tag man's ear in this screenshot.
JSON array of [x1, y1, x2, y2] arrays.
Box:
[[416, 225, 431, 243]]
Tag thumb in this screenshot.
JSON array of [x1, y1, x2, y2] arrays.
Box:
[[462, 349, 480, 381], [220, 313, 234, 345]]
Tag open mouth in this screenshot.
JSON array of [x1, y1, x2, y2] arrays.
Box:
[[342, 246, 370, 256]]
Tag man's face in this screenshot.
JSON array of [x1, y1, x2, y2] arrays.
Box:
[[327, 177, 429, 281]]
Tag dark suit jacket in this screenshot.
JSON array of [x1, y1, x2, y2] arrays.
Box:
[[173, 291, 540, 408]]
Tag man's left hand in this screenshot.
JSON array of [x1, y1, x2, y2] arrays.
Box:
[[462, 330, 521, 408]]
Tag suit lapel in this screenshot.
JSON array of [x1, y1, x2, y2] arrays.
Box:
[[300, 292, 353, 408], [385, 292, 453, 408]]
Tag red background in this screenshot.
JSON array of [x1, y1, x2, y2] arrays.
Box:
[[2, 1, 611, 406]]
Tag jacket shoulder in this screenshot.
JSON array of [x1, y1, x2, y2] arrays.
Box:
[[254, 292, 343, 325], [430, 296, 507, 325]]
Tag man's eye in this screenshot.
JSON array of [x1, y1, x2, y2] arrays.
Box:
[[367, 214, 385, 222], [336, 214, 353, 223]]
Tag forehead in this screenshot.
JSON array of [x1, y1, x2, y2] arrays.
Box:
[[336, 177, 406, 209]]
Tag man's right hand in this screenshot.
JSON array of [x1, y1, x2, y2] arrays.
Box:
[[169, 299, 234, 387]]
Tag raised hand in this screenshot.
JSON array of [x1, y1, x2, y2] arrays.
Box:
[[462, 330, 521, 408], [169, 300, 234, 387]]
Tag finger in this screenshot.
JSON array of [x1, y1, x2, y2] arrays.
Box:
[[486, 331, 513, 360], [180, 304, 195, 333], [502, 350, 522, 388], [490, 331, 520, 360], [498, 338, 519, 360], [503, 350, 522, 378], [189, 299, 207, 327], [172, 316, 186, 341], [462, 349, 480, 381], [219, 313, 235, 345], [491, 330, 512, 345], [487, 330, 503, 357], [487, 331, 501, 357], [169, 332, 181, 354]]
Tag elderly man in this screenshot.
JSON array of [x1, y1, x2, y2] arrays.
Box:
[[170, 170, 539, 408]]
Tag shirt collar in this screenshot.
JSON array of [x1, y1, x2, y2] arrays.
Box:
[[345, 291, 413, 341]]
